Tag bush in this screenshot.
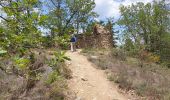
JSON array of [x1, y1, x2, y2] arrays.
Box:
[[54, 34, 70, 50], [48, 51, 71, 79], [46, 71, 61, 85], [148, 53, 160, 63], [0, 48, 7, 57], [111, 48, 126, 61]]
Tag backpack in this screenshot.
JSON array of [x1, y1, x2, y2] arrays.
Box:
[[70, 36, 77, 42], [74, 36, 77, 42]]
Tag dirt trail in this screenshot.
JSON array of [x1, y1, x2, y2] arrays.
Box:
[[66, 50, 130, 100]]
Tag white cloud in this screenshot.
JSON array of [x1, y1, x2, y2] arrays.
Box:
[[33, 8, 40, 13], [94, 0, 153, 20]]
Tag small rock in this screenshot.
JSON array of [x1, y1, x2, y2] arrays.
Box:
[[75, 97, 83, 100], [81, 78, 88, 81], [67, 62, 71, 65], [90, 56, 98, 59]]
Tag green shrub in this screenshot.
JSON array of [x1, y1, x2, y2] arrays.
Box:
[[48, 51, 71, 79], [46, 71, 61, 85], [55, 34, 70, 50], [0, 48, 7, 57], [13, 56, 30, 70]]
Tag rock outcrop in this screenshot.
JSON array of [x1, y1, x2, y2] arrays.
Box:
[[76, 24, 113, 49]]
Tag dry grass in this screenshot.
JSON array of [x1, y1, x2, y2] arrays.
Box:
[[81, 48, 170, 100], [0, 49, 72, 100]]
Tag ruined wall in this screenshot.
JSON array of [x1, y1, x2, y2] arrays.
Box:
[[76, 24, 113, 49]]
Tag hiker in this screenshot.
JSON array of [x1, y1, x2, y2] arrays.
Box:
[[70, 34, 77, 52]]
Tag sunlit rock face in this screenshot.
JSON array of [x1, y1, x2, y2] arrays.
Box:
[[94, 24, 113, 49], [76, 24, 113, 49]]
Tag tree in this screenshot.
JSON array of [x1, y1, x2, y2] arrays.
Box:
[[0, 0, 50, 93], [0, 0, 46, 53], [46, 0, 97, 36], [118, 0, 170, 63], [105, 18, 117, 47]]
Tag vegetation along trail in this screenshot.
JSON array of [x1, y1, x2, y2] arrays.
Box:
[[66, 50, 130, 100]]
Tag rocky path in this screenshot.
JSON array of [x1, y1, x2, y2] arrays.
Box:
[[66, 50, 130, 100]]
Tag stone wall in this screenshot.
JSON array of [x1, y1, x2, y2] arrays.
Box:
[[76, 24, 113, 49]]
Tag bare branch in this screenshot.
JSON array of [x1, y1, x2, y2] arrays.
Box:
[[0, 16, 9, 22], [50, 0, 58, 8], [61, 11, 77, 35]]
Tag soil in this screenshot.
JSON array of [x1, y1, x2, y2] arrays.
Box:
[[66, 50, 131, 100]]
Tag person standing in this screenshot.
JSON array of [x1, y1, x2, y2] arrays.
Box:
[[70, 34, 77, 52]]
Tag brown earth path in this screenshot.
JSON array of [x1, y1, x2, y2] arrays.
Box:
[[66, 50, 132, 100]]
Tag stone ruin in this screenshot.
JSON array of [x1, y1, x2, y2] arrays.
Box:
[[76, 24, 113, 49]]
